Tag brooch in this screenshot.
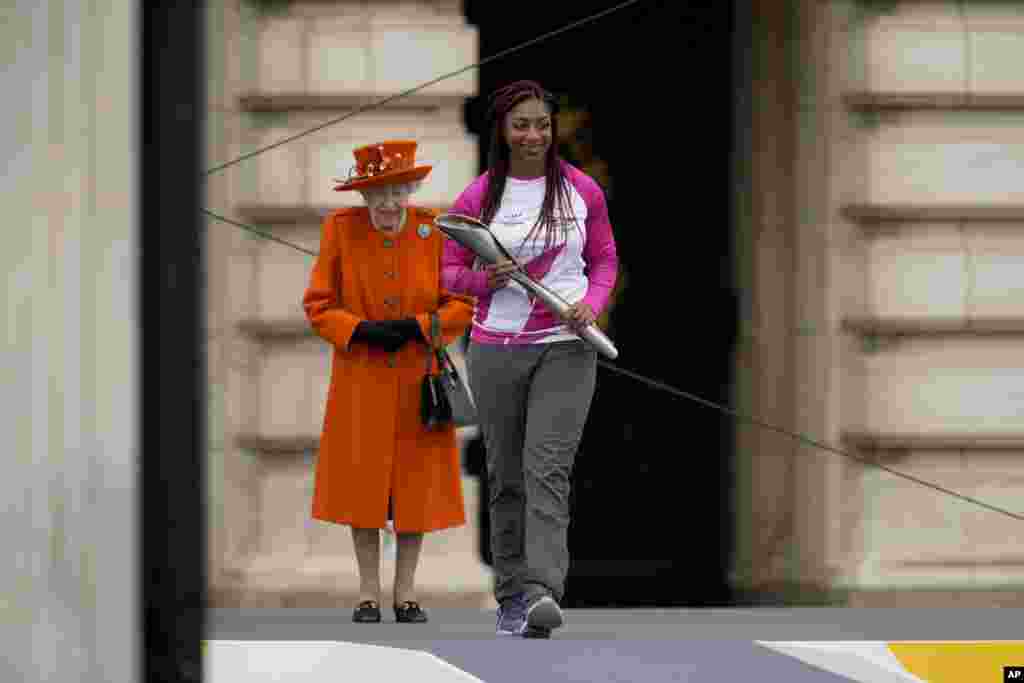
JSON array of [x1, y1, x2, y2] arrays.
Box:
[[417, 224, 431, 238]]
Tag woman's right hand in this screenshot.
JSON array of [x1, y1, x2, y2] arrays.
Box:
[[352, 320, 406, 352], [485, 259, 518, 291]]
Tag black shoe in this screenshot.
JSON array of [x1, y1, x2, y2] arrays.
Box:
[[394, 600, 428, 623], [352, 600, 381, 623], [522, 595, 563, 638]]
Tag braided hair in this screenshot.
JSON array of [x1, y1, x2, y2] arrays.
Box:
[[480, 80, 578, 253]]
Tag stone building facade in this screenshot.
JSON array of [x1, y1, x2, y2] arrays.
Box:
[[736, 0, 1024, 606], [204, 0, 1024, 609]]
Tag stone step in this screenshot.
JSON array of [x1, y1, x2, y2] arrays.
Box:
[[216, 552, 497, 609], [209, 586, 494, 610]]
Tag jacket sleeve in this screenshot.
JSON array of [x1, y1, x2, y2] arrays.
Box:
[[442, 238, 490, 298], [441, 175, 491, 297], [302, 213, 364, 351], [578, 176, 619, 316], [415, 289, 475, 348], [416, 234, 476, 347]]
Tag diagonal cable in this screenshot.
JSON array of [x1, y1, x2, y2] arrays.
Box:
[[596, 359, 1024, 523], [203, 0, 646, 177], [201, 0, 1024, 525], [202, 208, 318, 256], [202, 209, 1024, 525]]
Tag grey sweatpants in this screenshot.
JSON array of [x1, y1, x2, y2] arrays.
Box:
[[466, 339, 597, 604]]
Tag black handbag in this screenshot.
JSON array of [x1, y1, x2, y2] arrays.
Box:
[[420, 312, 477, 429]]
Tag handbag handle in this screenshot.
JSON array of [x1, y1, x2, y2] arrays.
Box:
[[424, 312, 444, 375]]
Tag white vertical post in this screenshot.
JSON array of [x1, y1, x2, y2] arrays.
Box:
[[0, 1, 140, 681]]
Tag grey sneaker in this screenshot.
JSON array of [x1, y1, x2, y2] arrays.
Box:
[[523, 595, 563, 638], [495, 593, 528, 636]]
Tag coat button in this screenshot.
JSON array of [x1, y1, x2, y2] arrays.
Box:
[[385, 296, 398, 306], [386, 271, 397, 278], [383, 239, 394, 248], [388, 356, 396, 368]]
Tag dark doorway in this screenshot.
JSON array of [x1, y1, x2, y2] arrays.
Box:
[[143, 3, 206, 681], [463, 0, 739, 607]]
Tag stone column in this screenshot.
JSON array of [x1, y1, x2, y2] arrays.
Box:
[[205, 0, 267, 609], [1, 1, 140, 680], [731, 0, 801, 598]]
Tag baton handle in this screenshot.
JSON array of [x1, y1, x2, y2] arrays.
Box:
[[508, 272, 619, 360]]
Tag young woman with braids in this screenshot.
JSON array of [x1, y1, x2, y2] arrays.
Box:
[[442, 81, 619, 638]]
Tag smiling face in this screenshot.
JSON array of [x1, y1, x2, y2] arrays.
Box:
[[359, 181, 417, 231], [503, 97, 553, 172]]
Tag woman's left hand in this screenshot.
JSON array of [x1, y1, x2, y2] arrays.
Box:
[[563, 302, 596, 332]]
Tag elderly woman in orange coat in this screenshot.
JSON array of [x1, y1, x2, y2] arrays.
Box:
[[302, 140, 474, 625]]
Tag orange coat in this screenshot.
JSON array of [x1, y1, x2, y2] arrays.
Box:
[[302, 206, 475, 533]]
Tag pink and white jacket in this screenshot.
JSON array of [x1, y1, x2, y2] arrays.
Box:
[[442, 161, 618, 345]]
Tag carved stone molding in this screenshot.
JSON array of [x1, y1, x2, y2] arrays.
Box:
[[238, 319, 315, 342], [236, 434, 319, 456], [236, 204, 451, 225], [240, 92, 467, 113], [844, 92, 1024, 111], [841, 432, 1024, 452], [842, 317, 1024, 337], [843, 204, 1024, 224]]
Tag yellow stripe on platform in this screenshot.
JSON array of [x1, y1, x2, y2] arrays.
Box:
[[888, 641, 1024, 683]]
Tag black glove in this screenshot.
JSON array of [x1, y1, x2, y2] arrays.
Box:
[[389, 318, 426, 345], [352, 319, 425, 353], [351, 321, 406, 352]]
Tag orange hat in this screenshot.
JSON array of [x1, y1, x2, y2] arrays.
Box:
[[333, 140, 432, 192]]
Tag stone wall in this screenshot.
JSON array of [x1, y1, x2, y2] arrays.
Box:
[[839, 1, 1024, 597], [734, 0, 1024, 605]]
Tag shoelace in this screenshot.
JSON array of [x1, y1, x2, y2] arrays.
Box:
[[500, 597, 528, 621]]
